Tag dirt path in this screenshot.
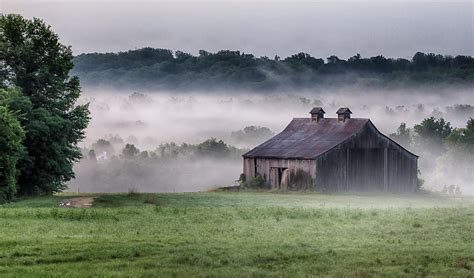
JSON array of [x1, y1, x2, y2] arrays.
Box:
[[59, 197, 95, 208]]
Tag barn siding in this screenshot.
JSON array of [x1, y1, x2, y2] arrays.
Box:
[[315, 122, 417, 192], [243, 157, 316, 188]]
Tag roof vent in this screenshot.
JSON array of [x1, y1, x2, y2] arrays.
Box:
[[336, 107, 352, 123], [310, 107, 325, 123]]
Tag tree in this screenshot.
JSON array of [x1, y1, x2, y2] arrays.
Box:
[[121, 144, 140, 159], [92, 139, 115, 156], [283, 53, 324, 70], [230, 126, 274, 145], [458, 118, 474, 146], [196, 138, 230, 157], [0, 14, 90, 195], [389, 123, 412, 147], [87, 149, 97, 162], [433, 118, 474, 190], [413, 117, 452, 147], [0, 89, 25, 202], [445, 118, 474, 149]]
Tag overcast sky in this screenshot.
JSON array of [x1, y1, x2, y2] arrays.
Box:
[[2, 0, 473, 58]]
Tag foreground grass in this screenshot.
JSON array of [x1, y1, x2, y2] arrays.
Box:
[[0, 192, 473, 277]]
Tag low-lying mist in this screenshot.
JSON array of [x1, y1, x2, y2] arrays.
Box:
[[69, 88, 474, 195]]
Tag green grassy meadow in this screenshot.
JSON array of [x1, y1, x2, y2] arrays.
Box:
[[0, 192, 473, 277]]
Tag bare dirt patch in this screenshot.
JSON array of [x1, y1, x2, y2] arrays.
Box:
[[59, 197, 95, 208]]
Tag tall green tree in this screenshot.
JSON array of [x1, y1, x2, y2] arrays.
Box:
[[0, 88, 25, 202], [0, 14, 90, 195], [413, 117, 452, 148]]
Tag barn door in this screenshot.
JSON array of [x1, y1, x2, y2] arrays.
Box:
[[269, 167, 289, 189], [269, 168, 279, 188]]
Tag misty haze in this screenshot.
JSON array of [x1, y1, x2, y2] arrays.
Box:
[[71, 88, 474, 195]]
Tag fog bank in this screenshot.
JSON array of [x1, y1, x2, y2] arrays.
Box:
[[69, 88, 474, 194]]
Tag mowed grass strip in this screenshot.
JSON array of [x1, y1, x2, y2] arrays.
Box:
[[0, 192, 472, 277]]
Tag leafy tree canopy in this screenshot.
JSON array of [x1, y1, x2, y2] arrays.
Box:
[[0, 14, 90, 195], [446, 118, 474, 148], [413, 117, 453, 147], [0, 88, 25, 202]]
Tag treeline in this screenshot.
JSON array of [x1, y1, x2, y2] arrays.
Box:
[[71, 138, 246, 193], [73, 48, 474, 90], [86, 138, 245, 161]]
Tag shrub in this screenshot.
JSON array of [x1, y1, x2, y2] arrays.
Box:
[[238, 173, 247, 188], [247, 174, 265, 189]]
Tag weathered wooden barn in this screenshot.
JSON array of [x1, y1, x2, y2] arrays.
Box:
[[242, 107, 418, 192]]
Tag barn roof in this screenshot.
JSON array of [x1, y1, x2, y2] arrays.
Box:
[[243, 118, 369, 159]]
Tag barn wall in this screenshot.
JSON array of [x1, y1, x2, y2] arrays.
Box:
[[243, 158, 256, 180], [243, 157, 316, 188], [315, 122, 418, 192]]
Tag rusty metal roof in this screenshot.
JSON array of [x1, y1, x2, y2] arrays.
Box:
[[243, 118, 369, 159]]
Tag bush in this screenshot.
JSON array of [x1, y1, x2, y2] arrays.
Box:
[[247, 174, 266, 189], [238, 173, 247, 188]]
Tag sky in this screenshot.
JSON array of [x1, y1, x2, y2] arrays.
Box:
[[2, 0, 473, 58]]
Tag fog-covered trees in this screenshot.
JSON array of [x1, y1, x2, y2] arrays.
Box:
[[447, 118, 474, 146], [391, 117, 455, 154], [73, 48, 474, 90], [121, 144, 140, 159], [92, 139, 115, 156], [0, 14, 89, 197], [70, 138, 246, 193], [389, 123, 412, 148], [153, 138, 242, 159], [391, 117, 473, 193], [230, 126, 274, 145], [413, 117, 453, 146]]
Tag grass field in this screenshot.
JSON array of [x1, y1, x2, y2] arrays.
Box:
[[0, 192, 473, 277]]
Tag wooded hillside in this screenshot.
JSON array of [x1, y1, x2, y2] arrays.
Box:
[[73, 49, 474, 90]]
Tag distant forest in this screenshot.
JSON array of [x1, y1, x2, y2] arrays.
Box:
[[73, 48, 474, 90]]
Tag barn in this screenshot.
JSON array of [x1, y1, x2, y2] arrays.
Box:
[[242, 107, 418, 192]]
